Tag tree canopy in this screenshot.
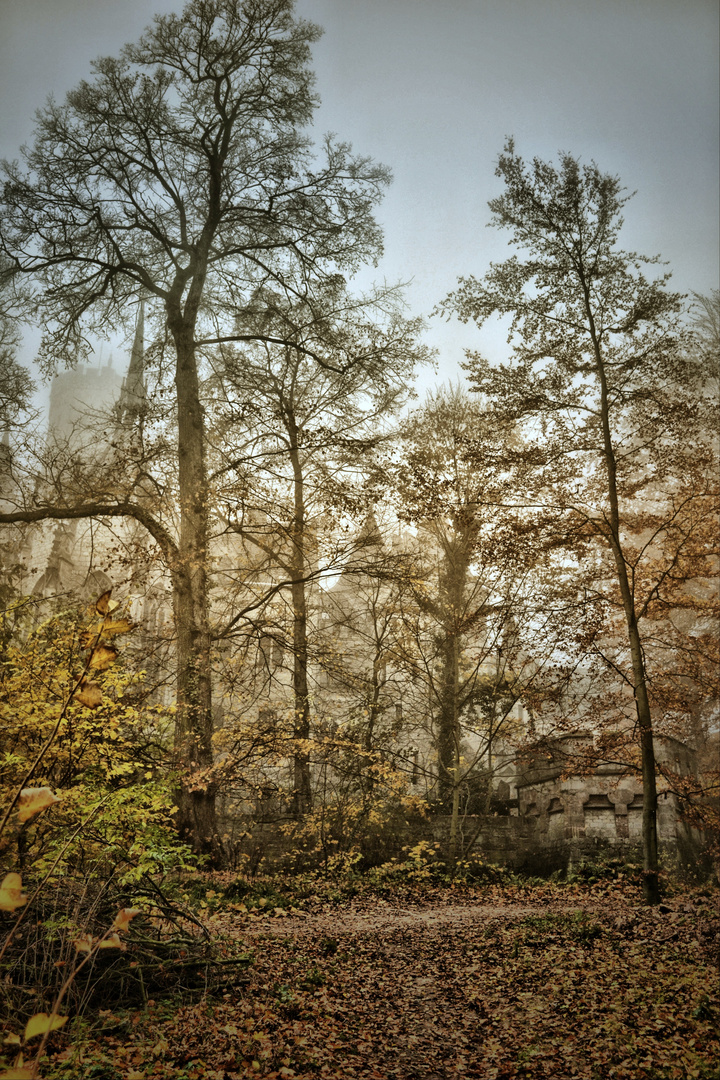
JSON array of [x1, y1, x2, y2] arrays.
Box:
[[0, 0, 409, 854], [443, 140, 719, 903]]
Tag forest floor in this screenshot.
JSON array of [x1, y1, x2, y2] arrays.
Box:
[[27, 879, 720, 1080]]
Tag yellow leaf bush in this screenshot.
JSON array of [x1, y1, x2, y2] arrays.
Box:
[[0, 604, 191, 884], [0, 600, 197, 1073]]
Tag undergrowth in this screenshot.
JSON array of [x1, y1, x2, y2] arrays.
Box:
[[178, 842, 718, 916]]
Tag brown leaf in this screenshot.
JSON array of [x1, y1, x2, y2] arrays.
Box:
[[113, 907, 141, 932], [98, 933, 126, 951], [88, 644, 118, 671], [75, 681, 102, 709], [95, 590, 113, 616], [99, 617, 134, 637], [79, 617, 133, 649]]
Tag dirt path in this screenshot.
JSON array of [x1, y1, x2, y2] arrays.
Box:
[[236, 894, 618, 941], [214, 892, 672, 1079], [235, 897, 545, 1079]]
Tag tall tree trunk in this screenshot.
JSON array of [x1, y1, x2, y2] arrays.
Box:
[[170, 321, 219, 857], [603, 513, 659, 902], [437, 533, 469, 808], [437, 629, 460, 805], [364, 651, 384, 753], [289, 415, 312, 816], [448, 636, 462, 864], [588, 307, 660, 904], [291, 573, 312, 815]]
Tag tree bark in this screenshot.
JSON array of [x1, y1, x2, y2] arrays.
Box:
[[288, 411, 312, 815], [448, 635, 462, 864], [437, 529, 470, 808], [438, 628, 460, 805], [290, 573, 312, 815], [587, 301, 660, 904], [364, 651, 384, 753], [169, 316, 219, 857]]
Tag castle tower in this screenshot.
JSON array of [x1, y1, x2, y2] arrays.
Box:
[[47, 361, 124, 448], [31, 310, 144, 600]]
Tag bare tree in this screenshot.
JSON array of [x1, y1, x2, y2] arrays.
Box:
[[0, 0, 393, 855], [443, 142, 719, 901], [392, 385, 538, 859], [211, 280, 428, 813]]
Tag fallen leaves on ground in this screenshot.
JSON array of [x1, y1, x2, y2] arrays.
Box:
[[30, 884, 720, 1080]]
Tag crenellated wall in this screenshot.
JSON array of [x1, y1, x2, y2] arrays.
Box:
[[508, 732, 707, 870]]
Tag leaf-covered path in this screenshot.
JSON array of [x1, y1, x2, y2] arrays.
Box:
[[237, 895, 552, 1079], [44, 885, 720, 1080], [231, 890, 719, 1079]]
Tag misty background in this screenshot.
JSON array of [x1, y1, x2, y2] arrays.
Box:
[[1, 0, 718, 409]]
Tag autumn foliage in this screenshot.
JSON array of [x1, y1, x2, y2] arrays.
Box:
[[0, 0, 716, 1070], [0, 592, 196, 1078]]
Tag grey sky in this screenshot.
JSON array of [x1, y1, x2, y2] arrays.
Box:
[[1, 0, 718, 392]]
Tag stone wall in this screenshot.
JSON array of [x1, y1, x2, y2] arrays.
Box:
[[231, 808, 708, 878], [225, 733, 710, 877], [506, 733, 708, 873]]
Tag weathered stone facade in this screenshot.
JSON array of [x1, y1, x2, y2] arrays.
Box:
[[506, 733, 706, 872], [228, 729, 709, 876]]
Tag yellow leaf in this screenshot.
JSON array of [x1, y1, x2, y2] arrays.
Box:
[[95, 589, 113, 615], [88, 644, 118, 670], [24, 1012, 67, 1041], [72, 935, 94, 953], [79, 617, 133, 648], [2, 1035, 21, 1046], [75, 681, 102, 708], [17, 786, 60, 822], [98, 933, 126, 951], [112, 907, 141, 932], [100, 617, 134, 637], [0, 873, 27, 912], [0, 1068, 33, 1079]]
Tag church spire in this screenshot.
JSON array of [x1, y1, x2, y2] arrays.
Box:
[[116, 299, 146, 428], [0, 418, 12, 490]]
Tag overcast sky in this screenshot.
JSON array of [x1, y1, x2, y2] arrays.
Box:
[[1, 0, 718, 395]]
